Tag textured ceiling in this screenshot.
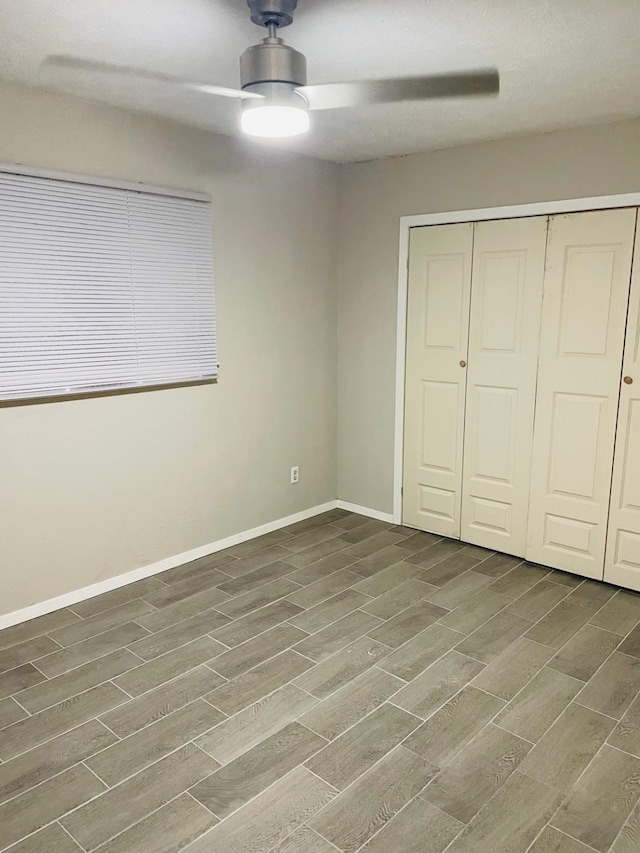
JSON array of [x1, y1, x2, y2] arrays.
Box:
[[1, 0, 640, 162]]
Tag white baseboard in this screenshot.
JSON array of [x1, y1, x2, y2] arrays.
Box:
[[0, 500, 338, 631], [336, 500, 395, 524]]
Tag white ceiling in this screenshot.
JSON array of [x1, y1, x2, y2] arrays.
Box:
[[1, 0, 640, 162]]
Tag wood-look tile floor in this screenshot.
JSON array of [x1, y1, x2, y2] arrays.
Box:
[[2, 510, 640, 852]]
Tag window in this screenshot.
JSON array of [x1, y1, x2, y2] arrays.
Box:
[[0, 168, 217, 401]]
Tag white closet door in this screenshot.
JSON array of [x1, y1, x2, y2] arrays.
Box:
[[403, 223, 473, 536], [605, 223, 640, 590], [461, 216, 548, 556], [527, 208, 637, 578]]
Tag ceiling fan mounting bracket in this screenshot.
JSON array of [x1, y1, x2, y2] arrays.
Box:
[[247, 0, 298, 29]]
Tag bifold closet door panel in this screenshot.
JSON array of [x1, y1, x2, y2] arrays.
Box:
[[605, 224, 640, 591], [403, 223, 473, 536], [527, 208, 637, 578], [460, 216, 548, 556]]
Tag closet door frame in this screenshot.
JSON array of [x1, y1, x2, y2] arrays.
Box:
[[394, 193, 640, 526]]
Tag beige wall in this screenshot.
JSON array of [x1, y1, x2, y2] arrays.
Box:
[[0, 82, 339, 615], [337, 118, 640, 515]]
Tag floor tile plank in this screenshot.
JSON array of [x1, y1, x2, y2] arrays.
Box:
[[0, 697, 27, 729], [367, 601, 448, 648], [211, 600, 302, 647], [1, 764, 106, 851], [293, 636, 390, 700], [92, 793, 218, 853], [16, 648, 141, 713], [361, 578, 434, 620], [360, 797, 463, 853], [33, 623, 149, 678], [566, 580, 618, 612], [299, 666, 404, 741], [455, 612, 532, 663], [196, 683, 317, 764], [99, 666, 223, 738], [528, 826, 595, 852], [0, 609, 80, 652], [3, 823, 85, 853], [219, 545, 294, 579], [610, 800, 640, 853], [519, 702, 615, 792], [589, 590, 640, 635], [205, 649, 314, 715], [48, 599, 155, 647], [444, 771, 562, 853], [608, 693, 640, 757], [524, 601, 593, 649], [403, 686, 504, 766], [305, 702, 421, 789], [547, 625, 622, 682], [293, 610, 382, 663], [269, 826, 339, 853], [392, 651, 485, 719], [288, 590, 369, 634], [424, 570, 493, 610], [423, 723, 531, 823], [420, 552, 486, 587], [470, 638, 554, 701], [0, 663, 46, 703], [87, 699, 223, 786], [378, 623, 465, 681], [113, 636, 224, 697], [576, 651, 640, 718], [439, 589, 512, 634], [70, 578, 167, 619], [185, 766, 337, 853], [125, 611, 230, 660], [552, 744, 640, 852], [0, 682, 128, 760], [285, 553, 357, 586], [0, 636, 60, 674], [487, 563, 551, 600], [0, 719, 116, 805], [473, 553, 522, 578], [308, 746, 437, 853], [352, 561, 416, 598], [211, 577, 299, 619], [285, 571, 361, 610], [506, 580, 571, 622], [61, 744, 217, 851], [218, 560, 301, 597], [191, 721, 326, 818], [208, 624, 308, 680]]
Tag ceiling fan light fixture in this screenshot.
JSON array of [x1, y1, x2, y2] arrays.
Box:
[[241, 103, 310, 137], [240, 81, 309, 138]]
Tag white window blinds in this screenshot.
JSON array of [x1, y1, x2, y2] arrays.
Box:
[[0, 169, 217, 401]]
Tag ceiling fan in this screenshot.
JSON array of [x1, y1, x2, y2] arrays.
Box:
[[44, 0, 500, 139]]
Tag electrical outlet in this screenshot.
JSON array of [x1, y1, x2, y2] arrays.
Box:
[[290, 466, 300, 484]]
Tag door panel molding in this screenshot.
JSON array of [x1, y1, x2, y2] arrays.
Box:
[[402, 223, 473, 536], [527, 208, 637, 577], [460, 216, 548, 556], [605, 223, 640, 590]]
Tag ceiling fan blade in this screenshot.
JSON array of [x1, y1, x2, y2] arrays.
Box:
[[42, 56, 263, 100], [297, 70, 499, 111]]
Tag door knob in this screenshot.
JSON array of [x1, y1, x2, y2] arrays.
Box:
[[460, 360, 467, 368], [624, 376, 634, 385]]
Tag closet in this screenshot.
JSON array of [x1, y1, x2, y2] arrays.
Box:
[[403, 207, 640, 591]]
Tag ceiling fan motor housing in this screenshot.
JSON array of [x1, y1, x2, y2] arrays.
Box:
[[240, 37, 307, 90]]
